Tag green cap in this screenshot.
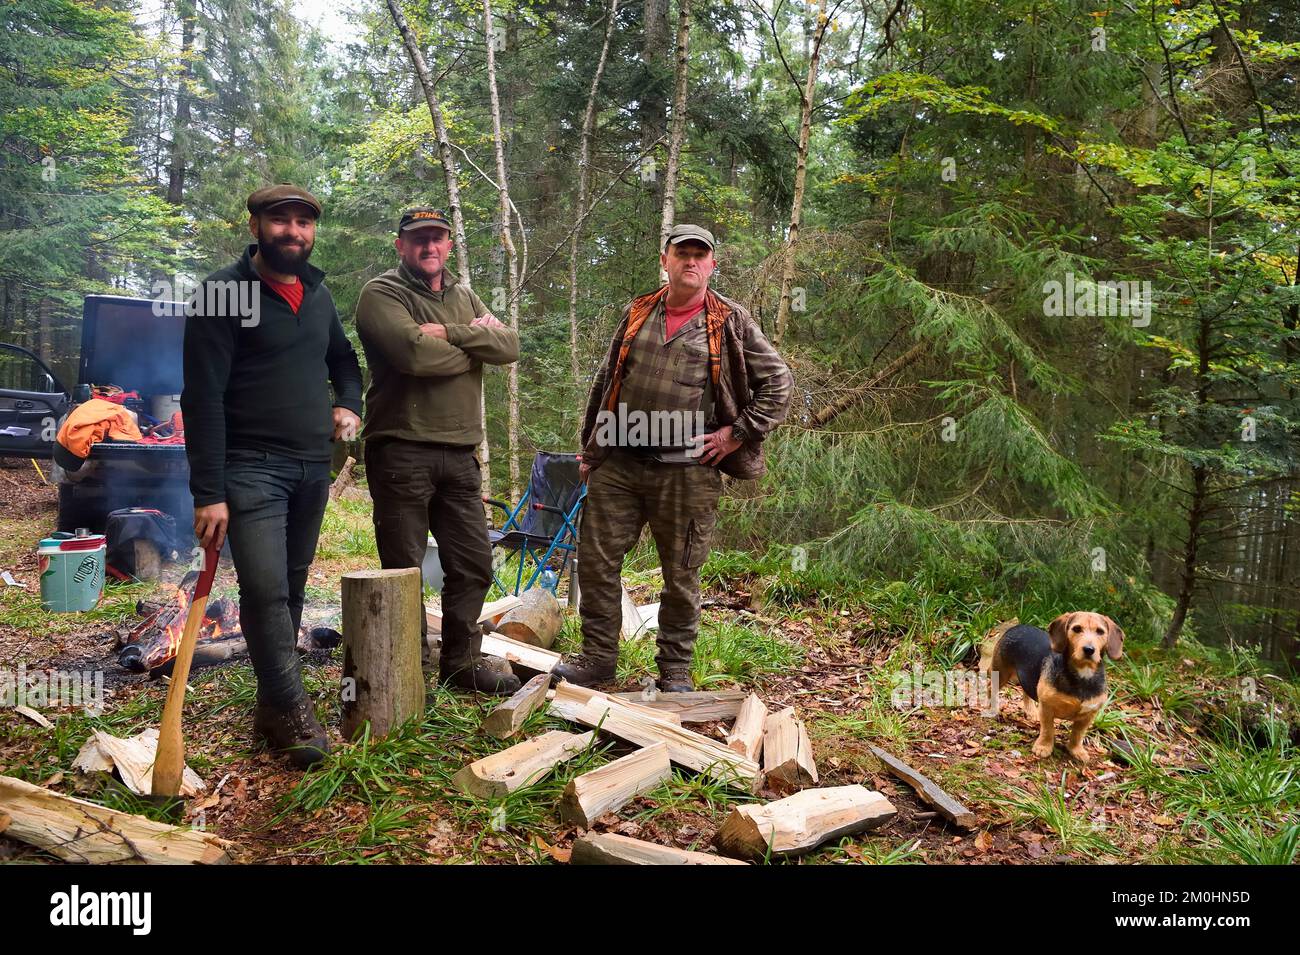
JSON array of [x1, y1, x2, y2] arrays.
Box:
[[247, 183, 322, 218], [665, 223, 715, 251], [398, 207, 453, 234]]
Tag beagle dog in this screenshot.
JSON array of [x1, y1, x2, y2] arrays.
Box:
[[979, 612, 1124, 763]]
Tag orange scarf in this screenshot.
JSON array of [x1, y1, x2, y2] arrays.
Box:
[[605, 285, 727, 412]]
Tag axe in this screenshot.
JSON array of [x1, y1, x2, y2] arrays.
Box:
[[151, 541, 220, 798]]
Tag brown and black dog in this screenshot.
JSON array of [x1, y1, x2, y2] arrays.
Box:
[[979, 612, 1124, 763]]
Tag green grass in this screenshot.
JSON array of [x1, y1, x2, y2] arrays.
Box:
[[5, 527, 1298, 866], [992, 777, 1120, 858], [312, 495, 383, 561], [95, 782, 187, 824], [1122, 724, 1298, 818], [629, 768, 760, 824], [1089, 694, 1138, 733], [818, 836, 924, 864], [0, 678, 160, 782], [269, 686, 616, 862], [812, 689, 918, 752], [1112, 720, 1299, 863], [1192, 814, 1300, 865], [0, 579, 155, 637], [691, 618, 804, 686], [1123, 663, 1168, 702], [555, 603, 803, 688]]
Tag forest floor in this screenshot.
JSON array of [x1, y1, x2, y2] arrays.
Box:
[[2, 457, 1298, 865]]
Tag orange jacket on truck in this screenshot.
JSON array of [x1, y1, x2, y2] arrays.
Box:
[[56, 398, 143, 459]]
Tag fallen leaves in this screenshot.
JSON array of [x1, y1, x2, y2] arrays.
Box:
[[530, 834, 571, 863]]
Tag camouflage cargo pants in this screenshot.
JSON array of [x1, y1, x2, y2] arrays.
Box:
[[577, 449, 723, 673]]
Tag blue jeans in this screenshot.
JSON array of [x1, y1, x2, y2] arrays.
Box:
[[224, 448, 332, 708]]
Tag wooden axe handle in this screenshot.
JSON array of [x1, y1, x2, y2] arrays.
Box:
[[151, 543, 220, 798]]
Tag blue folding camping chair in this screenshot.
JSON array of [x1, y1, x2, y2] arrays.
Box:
[[484, 451, 586, 596]]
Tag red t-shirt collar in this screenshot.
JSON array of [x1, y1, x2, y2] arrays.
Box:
[[664, 290, 706, 340]]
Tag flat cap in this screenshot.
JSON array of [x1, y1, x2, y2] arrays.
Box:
[[665, 223, 716, 250], [247, 183, 322, 218]]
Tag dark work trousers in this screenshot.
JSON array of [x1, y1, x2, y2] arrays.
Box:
[[364, 438, 492, 670], [578, 449, 723, 673], [223, 448, 332, 708]]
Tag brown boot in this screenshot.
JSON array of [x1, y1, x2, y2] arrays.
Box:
[[657, 665, 694, 694], [439, 656, 522, 695], [552, 653, 617, 688], [253, 697, 329, 768], [436, 621, 522, 694]]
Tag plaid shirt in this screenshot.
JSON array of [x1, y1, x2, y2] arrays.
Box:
[[582, 290, 793, 479], [618, 302, 711, 423]]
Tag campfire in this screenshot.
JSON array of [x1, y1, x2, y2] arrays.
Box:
[[116, 570, 342, 677], [118, 570, 243, 677]]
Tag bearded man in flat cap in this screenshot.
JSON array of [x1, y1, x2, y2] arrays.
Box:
[[182, 184, 363, 768]]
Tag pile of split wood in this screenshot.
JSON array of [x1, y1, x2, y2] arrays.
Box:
[[454, 678, 900, 864], [438, 589, 978, 863]]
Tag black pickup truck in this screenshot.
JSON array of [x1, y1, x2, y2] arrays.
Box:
[[0, 295, 193, 533]]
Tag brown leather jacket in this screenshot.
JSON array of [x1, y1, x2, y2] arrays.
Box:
[[580, 291, 793, 479]]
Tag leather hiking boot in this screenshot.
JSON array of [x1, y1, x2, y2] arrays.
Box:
[[439, 657, 521, 695], [552, 653, 617, 688], [253, 697, 329, 769], [657, 666, 694, 694]]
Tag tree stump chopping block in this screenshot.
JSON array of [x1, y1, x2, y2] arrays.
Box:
[[341, 568, 424, 741]]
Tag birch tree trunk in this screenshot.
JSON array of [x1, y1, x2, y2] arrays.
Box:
[[166, 0, 195, 206], [567, 0, 620, 390], [384, 0, 491, 499], [657, 0, 691, 271], [483, 0, 521, 500], [774, 0, 829, 347], [640, 0, 671, 201]]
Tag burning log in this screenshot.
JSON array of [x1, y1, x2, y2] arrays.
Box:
[[149, 637, 248, 679], [119, 578, 242, 674]]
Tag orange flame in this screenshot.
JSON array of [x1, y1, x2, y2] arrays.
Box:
[[141, 583, 233, 670]]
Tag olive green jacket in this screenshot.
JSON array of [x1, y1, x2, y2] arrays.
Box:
[[356, 263, 519, 445]]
